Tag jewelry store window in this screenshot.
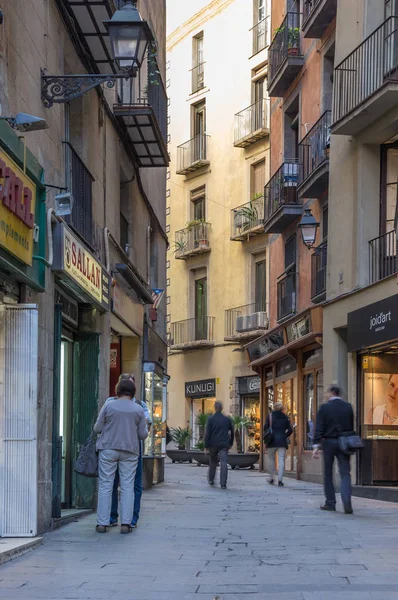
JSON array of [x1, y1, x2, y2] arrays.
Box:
[[362, 350, 398, 438], [143, 364, 167, 457], [303, 348, 323, 450]]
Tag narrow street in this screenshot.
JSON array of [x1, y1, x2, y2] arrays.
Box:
[[1, 464, 398, 600]]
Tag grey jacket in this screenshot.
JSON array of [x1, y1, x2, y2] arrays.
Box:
[[94, 398, 148, 455]]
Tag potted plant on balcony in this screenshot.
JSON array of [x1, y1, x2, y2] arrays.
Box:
[[173, 238, 188, 257], [167, 426, 193, 463], [227, 415, 260, 470], [186, 218, 211, 251], [236, 193, 263, 233], [288, 28, 300, 55]]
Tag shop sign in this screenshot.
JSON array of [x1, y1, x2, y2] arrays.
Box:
[[52, 223, 110, 310], [239, 375, 261, 395], [347, 294, 398, 352], [0, 149, 36, 266], [246, 329, 284, 363], [185, 378, 216, 398], [285, 313, 311, 344]]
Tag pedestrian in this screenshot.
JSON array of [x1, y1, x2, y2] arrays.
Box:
[[94, 378, 148, 534], [107, 373, 152, 529], [312, 384, 354, 514], [264, 402, 293, 487], [204, 401, 234, 489]]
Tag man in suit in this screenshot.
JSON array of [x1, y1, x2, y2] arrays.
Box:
[[313, 384, 354, 514]]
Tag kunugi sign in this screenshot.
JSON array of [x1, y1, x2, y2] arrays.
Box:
[[185, 378, 216, 398]]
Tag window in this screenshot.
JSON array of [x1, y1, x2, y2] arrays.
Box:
[[192, 101, 207, 161], [381, 144, 398, 236], [251, 160, 266, 198], [191, 186, 206, 221], [255, 260, 266, 310], [192, 33, 204, 93], [285, 234, 297, 269], [120, 212, 129, 252], [322, 44, 335, 113], [253, 0, 267, 54], [284, 96, 299, 161]]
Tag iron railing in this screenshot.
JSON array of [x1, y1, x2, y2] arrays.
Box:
[[264, 160, 300, 221], [303, 0, 322, 25], [170, 316, 215, 346], [225, 301, 269, 338], [234, 99, 270, 145], [231, 196, 264, 238], [251, 17, 269, 55], [174, 222, 211, 258], [369, 230, 398, 284], [299, 111, 331, 185], [191, 62, 205, 93], [64, 142, 94, 246], [311, 241, 327, 300], [277, 270, 297, 321], [177, 134, 209, 173], [333, 17, 398, 125], [269, 13, 302, 85]]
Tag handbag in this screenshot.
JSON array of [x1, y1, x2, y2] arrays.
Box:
[[338, 434, 364, 455], [74, 431, 98, 478], [263, 413, 273, 446]]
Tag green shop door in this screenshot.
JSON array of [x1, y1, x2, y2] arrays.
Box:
[[72, 334, 100, 509]]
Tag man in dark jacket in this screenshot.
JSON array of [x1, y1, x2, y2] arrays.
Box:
[[204, 402, 234, 489], [313, 384, 354, 514]]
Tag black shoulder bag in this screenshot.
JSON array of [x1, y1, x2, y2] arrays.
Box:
[[263, 413, 273, 446]]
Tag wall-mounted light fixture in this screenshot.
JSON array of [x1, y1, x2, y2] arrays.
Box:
[[297, 208, 319, 250]]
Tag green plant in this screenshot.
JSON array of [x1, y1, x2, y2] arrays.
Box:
[[196, 411, 212, 443], [230, 416, 252, 453], [173, 238, 187, 254], [185, 218, 211, 231], [288, 27, 300, 49], [195, 440, 205, 451], [171, 426, 192, 450]]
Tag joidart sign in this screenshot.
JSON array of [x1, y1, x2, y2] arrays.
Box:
[[53, 223, 110, 311], [185, 378, 216, 398], [347, 294, 398, 352]]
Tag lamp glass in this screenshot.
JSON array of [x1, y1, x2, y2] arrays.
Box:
[[108, 23, 149, 71], [300, 225, 318, 248]]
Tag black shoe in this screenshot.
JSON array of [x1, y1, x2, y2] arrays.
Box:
[[320, 504, 336, 512], [221, 485, 227, 489], [267, 478, 274, 485], [344, 506, 353, 515], [209, 480, 214, 486], [278, 481, 284, 487]]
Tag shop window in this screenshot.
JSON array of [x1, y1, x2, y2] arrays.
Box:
[[144, 371, 165, 457], [362, 352, 398, 433], [304, 368, 323, 450], [303, 348, 323, 368], [191, 399, 215, 447], [242, 397, 261, 453]]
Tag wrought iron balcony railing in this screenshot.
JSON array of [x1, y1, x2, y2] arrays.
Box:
[[169, 316, 215, 348], [269, 13, 302, 85], [191, 62, 205, 93], [369, 230, 398, 284], [277, 270, 297, 321], [264, 160, 300, 221], [298, 110, 331, 186], [333, 17, 398, 126], [303, 0, 322, 23], [225, 301, 269, 340], [231, 196, 264, 240], [176, 134, 210, 175], [311, 241, 327, 302], [251, 17, 269, 55], [174, 222, 211, 259], [234, 99, 270, 147]]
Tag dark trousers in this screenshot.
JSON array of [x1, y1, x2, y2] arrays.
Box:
[[208, 447, 228, 486], [322, 438, 352, 509], [111, 446, 143, 524]]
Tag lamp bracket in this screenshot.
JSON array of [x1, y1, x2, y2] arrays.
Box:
[[41, 70, 130, 108]]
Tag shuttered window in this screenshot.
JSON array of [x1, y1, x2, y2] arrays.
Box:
[[251, 160, 265, 197]]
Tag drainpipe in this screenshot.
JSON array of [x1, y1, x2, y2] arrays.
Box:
[[146, 225, 152, 284], [104, 227, 111, 273]]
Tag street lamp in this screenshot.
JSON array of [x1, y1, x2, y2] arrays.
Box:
[[297, 208, 319, 250], [103, 1, 152, 76]]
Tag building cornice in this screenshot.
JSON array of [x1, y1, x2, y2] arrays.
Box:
[[167, 0, 236, 52]]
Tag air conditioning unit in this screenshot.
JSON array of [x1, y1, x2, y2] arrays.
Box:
[[247, 311, 269, 331], [236, 315, 249, 332]]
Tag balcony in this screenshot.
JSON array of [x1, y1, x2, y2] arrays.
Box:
[[113, 66, 168, 168], [277, 270, 297, 322], [231, 195, 264, 241], [302, 0, 337, 39], [268, 13, 304, 97], [174, 222, 211, 260], [311, 241, 327, 303], [298, 111, 331, 198], [191, 62, 205, 94], [264, 161, 302, 233], [234, 99, 270, 148], [176, 134, 210, 175], [333, 17, 398, 136], [251, 17, 269, 56], [369, 230, 397, 285], [169, 317, 215, 350], [225, 302, 269, 341]]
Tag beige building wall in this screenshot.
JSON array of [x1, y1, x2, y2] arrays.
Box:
[[167, 0, 270, 432]]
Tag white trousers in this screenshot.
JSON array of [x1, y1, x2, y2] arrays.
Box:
[[268, 447, 286, 482], [97, 449, 139, 526]]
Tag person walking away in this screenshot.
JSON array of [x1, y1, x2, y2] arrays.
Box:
[[94, 379, 148, 534], [107, 373, 152, 528], [264, 402, 292, 487], [204, 401, 234, 489], [312, 384, 354, 514]]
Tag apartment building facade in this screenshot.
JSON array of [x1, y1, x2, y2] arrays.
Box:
[[0, 0, 168, 537], [167, 0, 271, 452]]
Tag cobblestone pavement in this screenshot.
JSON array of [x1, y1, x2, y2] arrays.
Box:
[[2, 462, 398, 600]]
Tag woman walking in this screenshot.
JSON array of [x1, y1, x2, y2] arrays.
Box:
[[264, 402, 293, 487], [94, 379, 148, 534]]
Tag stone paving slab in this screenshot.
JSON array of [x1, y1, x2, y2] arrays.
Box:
[[2, 463, 398, 599]]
